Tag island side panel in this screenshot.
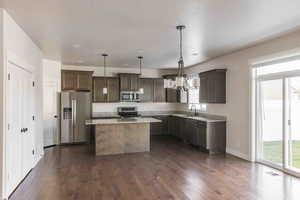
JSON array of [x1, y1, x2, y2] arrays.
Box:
[[124, 123, 150, 153], [95, 124, 124, 156], [95, 123, 150, 156]]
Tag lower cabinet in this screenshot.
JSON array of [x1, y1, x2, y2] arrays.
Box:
[[150, 116, 169, 135], [168, 116, 180, 137], [167, 116, 225, 154], [150, 115, 225, 154]]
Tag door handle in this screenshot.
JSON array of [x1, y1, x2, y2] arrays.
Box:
[[21, 128, 24, 133], [54, 115, 58, 118]]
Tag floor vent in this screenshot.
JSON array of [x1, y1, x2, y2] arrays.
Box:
[[266, 171, 280, 176]]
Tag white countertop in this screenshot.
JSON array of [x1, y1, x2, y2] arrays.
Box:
[[171, 114, 226, 123], [86, 117, 161, 125]]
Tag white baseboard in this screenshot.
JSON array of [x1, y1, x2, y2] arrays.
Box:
[[226, 148, 251, 161]]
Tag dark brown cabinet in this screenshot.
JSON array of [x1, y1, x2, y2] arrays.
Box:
[[150, 115, 169, 135], [163, 75, 179, 103], [168, 116, 180, 137], [93, 77, 119, 102], [119, 73, 139, 91], [106, 77, 120, 102], [139, 78, 166, 103], [139, 78, 154, 102], [62, 70, 93, 91], [153, 78, 166, 102], [93, 77, 106, 102], [199, 69, 227, 104], [197, 122, 207, 149], [167, 115, 226, 154]]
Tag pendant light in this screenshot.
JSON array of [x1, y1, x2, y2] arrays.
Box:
[[138, 56, 144, 94], [164, 25, 189, 90], [102, 53, 108, 94], [175, 25, 187, 91]]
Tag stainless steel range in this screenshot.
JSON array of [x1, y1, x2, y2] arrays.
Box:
[[117, 107, 140, 118]]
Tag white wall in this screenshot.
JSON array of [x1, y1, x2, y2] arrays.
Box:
[[178, 29, 300, 161], [43, 59, 61, 87], [1, 10, 44, 199], [0, 9, 4, 200]]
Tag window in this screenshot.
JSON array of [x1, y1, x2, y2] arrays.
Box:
[[187, 76, 207, 112]]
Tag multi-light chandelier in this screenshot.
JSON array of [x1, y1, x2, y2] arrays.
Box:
[[164, 25, 199, 91]]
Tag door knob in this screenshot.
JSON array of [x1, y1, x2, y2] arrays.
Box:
[[54, 115, 58, 118], [21, 128, 24, 133]]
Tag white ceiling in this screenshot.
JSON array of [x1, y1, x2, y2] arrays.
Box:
[[3, 0, 300, 68]]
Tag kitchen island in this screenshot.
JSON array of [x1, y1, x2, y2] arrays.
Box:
[[86, 118, 161, 156]]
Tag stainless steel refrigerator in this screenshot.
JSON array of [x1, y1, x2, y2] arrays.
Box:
[[60, 92, 91, 144]]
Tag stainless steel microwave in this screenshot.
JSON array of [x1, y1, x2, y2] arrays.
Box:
[[120, 91, 140, 102]]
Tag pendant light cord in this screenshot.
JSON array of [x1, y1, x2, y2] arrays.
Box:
[[177, 25, 185, 78], [138, 56, 143, 75], [104, 56, 106, 77], [140, 58, 142, 75], [102, 53, 108, 77]]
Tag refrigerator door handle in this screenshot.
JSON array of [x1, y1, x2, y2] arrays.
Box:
[[71, 99, 75, 141], [74, 99, 77, 127]]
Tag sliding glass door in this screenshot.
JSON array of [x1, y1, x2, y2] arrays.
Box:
[[257, 78, 283, 167], [256, 73, 300, 175], [287, 77, 300, 172]]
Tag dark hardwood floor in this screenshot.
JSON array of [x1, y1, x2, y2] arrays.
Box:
[[10, 135, 300, 200]]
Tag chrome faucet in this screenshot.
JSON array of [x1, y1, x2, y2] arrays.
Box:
[[190, 104, 198, 116]]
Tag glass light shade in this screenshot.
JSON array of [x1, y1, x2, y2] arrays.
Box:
[[164, 79, 170, 88], [175, 76, 184, 87], [164, 79, 175, 88], [103, 87, 108, 94], [193, 79, 200, 88], [139, 88, 144, 94]]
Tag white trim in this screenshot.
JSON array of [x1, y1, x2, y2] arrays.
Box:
[[6, 51, 34, 73], [257, 70, 300, 81], [249, 47, 300, 66], [226, 148, 251, 161]]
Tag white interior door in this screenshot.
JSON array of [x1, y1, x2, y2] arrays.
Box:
[[43, 82, 59, 147], [21, 70, 34, 177], [6, 62, 23, 195], [6, 62, 35, 195]]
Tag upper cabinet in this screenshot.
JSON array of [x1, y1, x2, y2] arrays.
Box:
[[153, 78, 166, 102], [163, 75, 179, 103], [93, 77, 119, 103], [106, 77, 120, 102], [119, 73, 139, 91], [199, 69, 227, 104], [92, 77, 107, 102], [139, 78, 154, 102], [61, 70, 93, 91], [139, 78, 166, 103]]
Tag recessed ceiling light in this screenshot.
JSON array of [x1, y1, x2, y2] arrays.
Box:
[[137, 49, 144, 53], [72, 44, 80, 48]]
